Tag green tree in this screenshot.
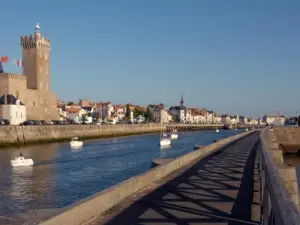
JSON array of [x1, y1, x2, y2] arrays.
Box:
[[172, 114, 177, 122], [134, 107, 144, 118], [146, 107, 154, 122], [95, 114, 100, 121], [81, 114, 87, 123], [125, 104, 131, 119]]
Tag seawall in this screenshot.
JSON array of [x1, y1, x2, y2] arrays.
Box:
[[0, 124, 224, 148], [0, 124, 163, 147]]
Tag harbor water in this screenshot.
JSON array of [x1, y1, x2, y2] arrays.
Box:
[[0, 130, 242, 224]]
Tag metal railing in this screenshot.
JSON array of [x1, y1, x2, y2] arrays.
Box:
[[259, 128, 300, 224]]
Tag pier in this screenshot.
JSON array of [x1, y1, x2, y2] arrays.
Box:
[[24, 128, 300, 224], [166, 124, 261, 132]]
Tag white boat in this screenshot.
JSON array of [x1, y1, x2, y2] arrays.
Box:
[[170, 129, 179, 140], [159, 88, 171, 147], [160, 138, 171, 147], [70, 137, 83, 148], [11, 156, 34, 167], [216, 129, 219, 133]]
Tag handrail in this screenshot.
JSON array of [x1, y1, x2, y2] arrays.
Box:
[[259, 127, 300, 225]]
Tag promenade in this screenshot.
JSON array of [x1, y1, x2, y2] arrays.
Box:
[[90, 131, 259, 225]]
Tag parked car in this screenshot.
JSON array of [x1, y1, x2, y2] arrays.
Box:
[[20, 120, 35, 125], [0, 119, 10, 125]]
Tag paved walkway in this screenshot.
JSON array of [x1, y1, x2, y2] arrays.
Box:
[[99, 132, 260, 225]]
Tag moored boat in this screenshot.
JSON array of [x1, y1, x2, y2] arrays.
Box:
[[170, 129, 179, 140], [11, 156, 34, 167], [70, 137, 83, 148]]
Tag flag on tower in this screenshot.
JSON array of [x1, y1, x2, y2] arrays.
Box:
[[16, 59, 23, 67], [0, 56, 9, 63]]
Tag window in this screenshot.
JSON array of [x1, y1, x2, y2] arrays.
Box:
[[33, 101, 35, 106], [21, 112, 22, 119]]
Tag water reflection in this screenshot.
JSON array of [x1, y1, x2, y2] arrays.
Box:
[[0, 130, 241, 223]]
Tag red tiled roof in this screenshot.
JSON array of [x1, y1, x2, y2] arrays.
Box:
[[66, 108, 81, 113]]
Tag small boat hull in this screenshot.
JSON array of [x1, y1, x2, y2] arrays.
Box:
[[170, 133, 179, 140], [70, 141, 83, 148], [216, 129, 220, 133], [11, 158, 34, 167], [160, 138, 171, 147]]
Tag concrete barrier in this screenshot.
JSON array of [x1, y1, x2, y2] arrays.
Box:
[[0, 124, 163, 147], [38, 130, 256, 225]]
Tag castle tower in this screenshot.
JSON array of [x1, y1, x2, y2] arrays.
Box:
[[21, 23, 51, 91]]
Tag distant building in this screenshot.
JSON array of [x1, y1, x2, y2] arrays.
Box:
[[169, 94, 186, 122], [0, 94, 26, 125], [263, 115, 285, 125], [79, 99, 92, 107]]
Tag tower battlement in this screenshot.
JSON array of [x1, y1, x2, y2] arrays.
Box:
[[20, 23, 51, 49], [21, 35, 51, 49]]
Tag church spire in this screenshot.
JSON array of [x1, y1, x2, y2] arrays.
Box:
[[180, 94, 184, 108]]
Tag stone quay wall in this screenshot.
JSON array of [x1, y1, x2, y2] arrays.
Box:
[[0, 124, 163, 147], [274, 126, 300, 154], [39, 130, 254, 225], [0, 124, 227, 147]]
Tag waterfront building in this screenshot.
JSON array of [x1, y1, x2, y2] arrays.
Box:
[[169, 94, 186, 122], [0, 24, 59, 120], [97, 102, 114, 119], [114, 105, 125, 122], [0, 93, 26, 125], [66, 108, 86, 123], [263, 115, 285, 125], [150, 104, 172, 123]]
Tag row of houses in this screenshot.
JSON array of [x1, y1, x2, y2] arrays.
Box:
[[56, 96, 263, 125], [0, 93, 286, 126]]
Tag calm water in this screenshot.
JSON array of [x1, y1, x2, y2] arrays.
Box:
[[0, 130, 241, 222]]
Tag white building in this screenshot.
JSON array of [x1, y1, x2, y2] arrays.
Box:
[[82, 106, 94, 123], [0, 94, 26, 125], [221, 114, 231, 124], [114, 105, 125, 122], [66, 108, 86, 123], [263, 115, 285, 125], [213, 115, 222, 124]]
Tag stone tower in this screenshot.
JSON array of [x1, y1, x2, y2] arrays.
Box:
[[21, 23, 51, 92]]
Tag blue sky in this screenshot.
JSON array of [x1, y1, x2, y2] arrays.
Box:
[[1, 0, 300, 117]]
